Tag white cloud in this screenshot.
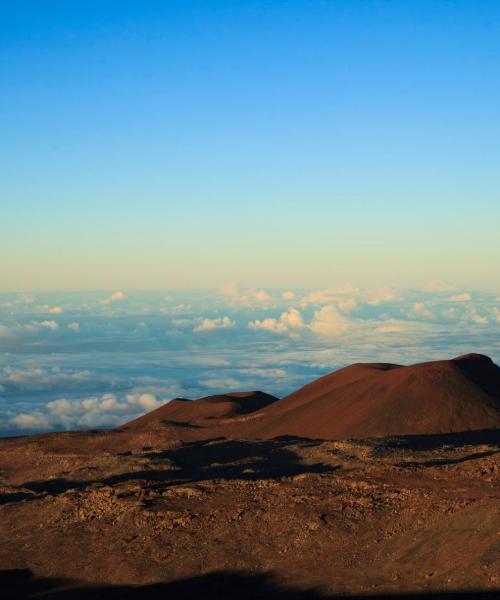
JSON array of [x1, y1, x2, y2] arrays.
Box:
[[11, 412, 51, 430], [125, 392, 162, 410], [239, 367, 288, 378], [193, 316, 235, 332], [447, 292, 471, 302], [22, 319, 60, 332], [410, 302, 435, 320], [300, 286, 356, 306], [300, 285, 395, 309], [282, 291, 295, 301], [309, 305, 350, 337], [101, 291, 125, 305], [254, 290, 270, 302], [0, 367, 117, 395], [248, 308, 304, 335], [27, 320, 59, 330], [376, 324, 407, 333], [36, 305, 63, 314], [200, 377, 241, 390], [464, 308, 488, 325], [221, 283, 272, 306], [12, 391, 166, 431], [160, 303, 192, 314], [67, 322, 80, 331]]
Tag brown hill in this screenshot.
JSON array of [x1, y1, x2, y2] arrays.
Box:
[[121, 391, 279, 430], [235, 353, 500, 440]]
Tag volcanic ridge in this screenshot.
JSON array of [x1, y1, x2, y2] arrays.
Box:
[[122, 353, 500, 441]]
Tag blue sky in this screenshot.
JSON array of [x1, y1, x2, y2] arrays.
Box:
[[2, 1, 500, 290]]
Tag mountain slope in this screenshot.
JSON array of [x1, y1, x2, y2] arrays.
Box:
[[235, 354, 500, 439]]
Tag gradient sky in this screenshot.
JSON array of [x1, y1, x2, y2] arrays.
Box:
[[2, 1, 500, 291]]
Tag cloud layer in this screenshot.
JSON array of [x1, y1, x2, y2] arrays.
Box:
[[1, 286, 500, 435]]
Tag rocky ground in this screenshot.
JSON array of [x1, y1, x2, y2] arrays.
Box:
[[1, 428, 499, 598]]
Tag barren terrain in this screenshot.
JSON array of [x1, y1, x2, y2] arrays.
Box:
[[1, 354, 499, 598]]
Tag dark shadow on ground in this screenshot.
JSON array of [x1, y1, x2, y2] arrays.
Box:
[[2, 569, 499, 600], [3, 438, 337, 503], [397, 449, 499, 468], [382, 429, 500, 452]]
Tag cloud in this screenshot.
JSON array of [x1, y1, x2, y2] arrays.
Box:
[[309, 305, 350, 337], [376, 324, 407, 333], [300, 286, 356, 306], [447, 292, 471, 302], [299, 285, 395, 309], [491, 307, 500, 323], [36, 305, 63, 314], [248, 308, 304, 335], [239, 367, 288, 378], [11, 391, 166, 431], [254, 290, 270, 302], [101, 291, 125, 305], [363, 288, 398, 305], [282, 291, 295, 301], [221, 283, 272, 306], [11, 412, 51, 430], [193, 316, 235, 332], [67, 322, 80, 331], [421, 280, 455, 293], [0, 324, 12, 337], [199, 377, 241, 390], [464, 307, 488, 325], [410, 302, 435, 320], [0, 367, 120, 395], [30, 320, 59, 330]]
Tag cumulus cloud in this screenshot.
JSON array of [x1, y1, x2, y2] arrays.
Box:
[[300, 285, 396, 309], [309, 305, 350, 337], [11, 412, 51, 430], [363, 288, 398, 305], [464, 307, 488, 325], [282, 291, 295, 301], [447, 292, 471, 302], [221, 283, 272, 306], [410, 302, 435, 320], [67, 322, 80, 331], [300, 286, 353, 307], [101, 291, 125, 305], [11, 392, 166, 431], [248, 308, 304, 335], [193, 316, 235, 332]]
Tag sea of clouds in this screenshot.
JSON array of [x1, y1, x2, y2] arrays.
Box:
[[1, 283, 500, 436]]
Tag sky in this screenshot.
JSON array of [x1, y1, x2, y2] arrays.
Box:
[[2, 3, 500, 435], [2, 1, 500, 291], [1, 284, 500, 436]]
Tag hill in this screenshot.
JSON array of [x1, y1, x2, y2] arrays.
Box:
[[235, 354, 500, 439]]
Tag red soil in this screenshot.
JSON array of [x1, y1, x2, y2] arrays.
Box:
[[122, 391, 279, 430], [236, 353, 500, 439]]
